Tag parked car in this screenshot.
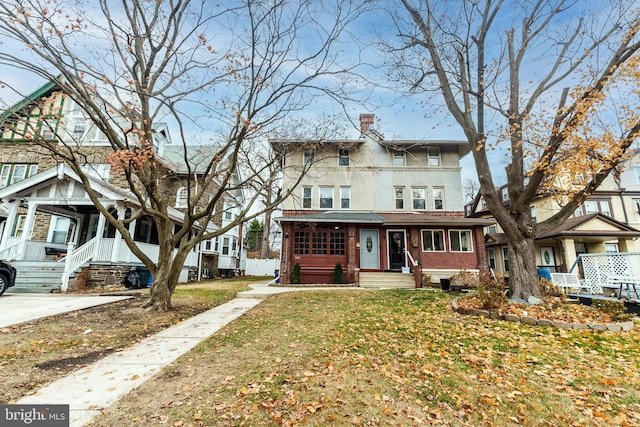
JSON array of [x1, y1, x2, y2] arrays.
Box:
[[0, 260, 17, 296]]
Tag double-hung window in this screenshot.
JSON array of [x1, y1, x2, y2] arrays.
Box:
[[395, 187, 405, 210], [319, 186, 333, 209], [503, 248, 509, 271], [175, 187, 188, 208], [338, 148, 350, 166], [393, 151, 405, 166], [427, 147, 440, 166], [433, 187, 444, 210], [302, 187, 312, 209], [340, 186, 351, 209], [303, 150, 316, 165], [412, 188, 426, 210]]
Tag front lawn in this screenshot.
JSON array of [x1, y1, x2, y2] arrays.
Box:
[[89, 290, 640, 426]]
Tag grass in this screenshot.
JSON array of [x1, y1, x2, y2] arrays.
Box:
[[0, 277, 256, 404], [83, 289, 640, 427]]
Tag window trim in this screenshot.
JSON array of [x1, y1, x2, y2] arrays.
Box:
[[421, 229, 445, 252], [427, 147, 440, 166], [433, 187, 444, 210], [0, 163, 39, 188], [319, 186, 334, 210], [411, 187, 426, 210], [448, 229, 473, 253], [393, 151, 405, 167], [338, 148, 350, 166], [302, 186, 312, 209], [340, 186, 351, 210], [394, 187, 405, 210]]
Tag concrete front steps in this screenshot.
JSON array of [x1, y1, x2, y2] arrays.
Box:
[[359, 271, 416, 289], [7, 261, 65, 293]]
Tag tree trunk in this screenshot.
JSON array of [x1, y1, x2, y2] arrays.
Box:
[[260, 209, 272, 259], [506, 234, 540, 300], [142, 246, 188, 311]]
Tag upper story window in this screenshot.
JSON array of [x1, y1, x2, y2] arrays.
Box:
[[40, 118, 57, 140], [449, 230, 473, 252], [340, 186, 351, 209], [487, 224, 498, 233], [176, 187, 188, 208], [72, 121, 86, 138], [635, 167, 640, 185], [531, 206, 537, 224], [0, 163, 38, 188], [412, 188, 426, 210], [393, 151, 405, 167], [433, 187, 444, 210], [574, 199, 612, 218], [222, 237, 230, 255], [501, 187, 509, 201], [481, 197, 487, 209], [338, 148, 350, 166], [303, 150, 316, 165], [302, 186, 312, 209], [395, 187, 405, 210], [427, 147, 440, 166], [319, 186, 333, 209]]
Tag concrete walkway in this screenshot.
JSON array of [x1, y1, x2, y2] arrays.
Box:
[[0, 294, 132, 329], [13, 282, 357, 426], [17, 297, 262, 426]]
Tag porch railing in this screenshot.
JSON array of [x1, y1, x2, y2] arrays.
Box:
[[0, 238, 25, 260], [62, 238, 98, 292]]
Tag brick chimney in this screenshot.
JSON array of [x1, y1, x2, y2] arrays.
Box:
[[359, 113, 374, 134]]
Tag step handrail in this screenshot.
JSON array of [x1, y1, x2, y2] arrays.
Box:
[[61, 238, 98, 292]]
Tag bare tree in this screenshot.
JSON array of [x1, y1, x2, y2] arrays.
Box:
[[0, 0, 369, 310], [387, 0, 640, 299], [462, 178, 480, 204]]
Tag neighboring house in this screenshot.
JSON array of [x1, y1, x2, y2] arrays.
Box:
[[271, 114, 493, 286], [0, 80, 243, 291], [466, 153, 640, 277]]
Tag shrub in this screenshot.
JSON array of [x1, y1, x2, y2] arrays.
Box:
[[333, 262, 344, 284], [421, 273, 433, 287], [592, 299, 633, 322], [291, 263, 301, 284], [449, 269, 479, 288], [476, 281, 508, 310], [539, 278, 566, 303]]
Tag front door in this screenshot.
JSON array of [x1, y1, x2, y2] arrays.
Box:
[[360, 229, 380, 269], [388, 230, 406, 271]]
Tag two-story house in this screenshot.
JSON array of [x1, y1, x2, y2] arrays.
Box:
[[0, 80, 243, 291], [272, 114, 494, 286], [466, 154, 640, 278]]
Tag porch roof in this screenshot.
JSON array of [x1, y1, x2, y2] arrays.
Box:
[[277, 211, 495, 227], [537, 213, 640, 240]]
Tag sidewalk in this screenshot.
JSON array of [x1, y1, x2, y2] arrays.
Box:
[[17, 297, 262, 427], [15, 282, 356, 426]]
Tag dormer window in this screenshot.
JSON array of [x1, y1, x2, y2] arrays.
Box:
[[41, 119, 57, 140], [176, 187, 188, 208]]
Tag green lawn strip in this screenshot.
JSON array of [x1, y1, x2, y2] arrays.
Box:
[[89, 290, 640, 426]]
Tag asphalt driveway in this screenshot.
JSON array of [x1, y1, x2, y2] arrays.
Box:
[[0, 293, 132, 328]]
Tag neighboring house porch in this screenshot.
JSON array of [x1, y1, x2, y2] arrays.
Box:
[[0, 164, 198, 292]]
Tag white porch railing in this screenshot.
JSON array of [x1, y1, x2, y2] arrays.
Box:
[[0, 237, 25, 260], [62, 239, 98, 291]]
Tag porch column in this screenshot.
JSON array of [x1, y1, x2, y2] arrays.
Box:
[[618, 239, 637, 252], [0, 201, 19, 250], [110, 204, 128, 263], [18, 201, 39, 259], [93, 212, 108, 260], [562, 239, 577, 273]]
